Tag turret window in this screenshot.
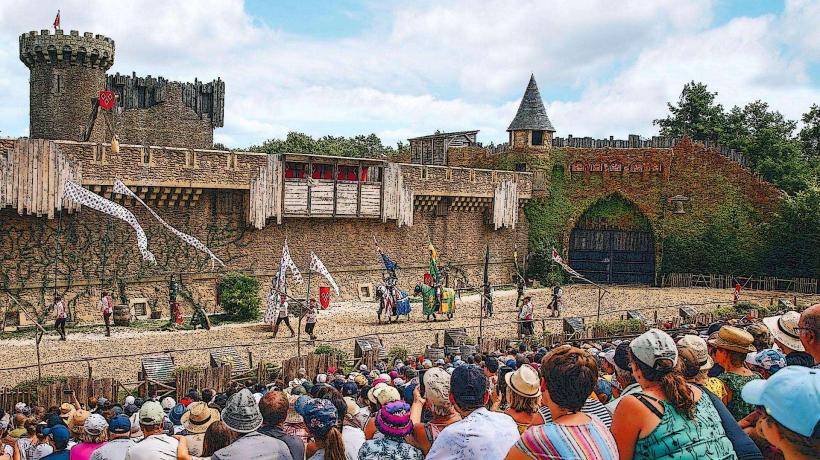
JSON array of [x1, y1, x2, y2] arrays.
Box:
[[531, 130, 545, 146]]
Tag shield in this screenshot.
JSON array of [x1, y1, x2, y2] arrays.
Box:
[[98, 90, 116, 110], [319, 286, 331, 310]]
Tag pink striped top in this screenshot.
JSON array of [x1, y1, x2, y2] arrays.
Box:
[[516, 416, 618, 460]]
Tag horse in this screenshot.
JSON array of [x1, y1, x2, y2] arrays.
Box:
[[414, 283, 455, 321], [375, 284, 411, 323]]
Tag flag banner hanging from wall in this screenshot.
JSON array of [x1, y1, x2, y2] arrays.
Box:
[[98, 90, 115, 110], [63, 180, 155, 263], [277, 240, 303, 288], [113, 180, 225, 268], [551, 247, 583, 279], [310, 252, 339, 296], [319, 286, 331, 310]]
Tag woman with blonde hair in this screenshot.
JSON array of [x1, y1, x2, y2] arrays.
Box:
[[494, 364, 541, 433]]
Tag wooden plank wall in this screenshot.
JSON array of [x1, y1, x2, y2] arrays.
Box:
[[248, 154, 282, 228], [382, 164, 399, 222], [397, 172, 413, 227], [492, 180, 518, 229], [175, 365, 232, 395], [335, 182, 358, 216], [283, 181, 309, 215], [310, 182, 334, 215], [0, 139, 82, 217], [360, 184, 381, 217]]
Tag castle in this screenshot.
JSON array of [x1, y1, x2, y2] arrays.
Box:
[[0, 29, 781, 325]]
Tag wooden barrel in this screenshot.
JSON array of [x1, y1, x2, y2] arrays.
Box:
[[113, 304, 130, 326], [425, 346, 444, 360]]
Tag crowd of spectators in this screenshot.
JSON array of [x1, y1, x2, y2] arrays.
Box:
[[0, 305, 818, 459]]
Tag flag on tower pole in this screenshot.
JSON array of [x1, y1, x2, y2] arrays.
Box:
[[53, 10, 60, 30]]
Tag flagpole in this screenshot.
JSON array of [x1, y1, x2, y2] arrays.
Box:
[[299, 269, 311, 363], [480, 245, 489, 348]]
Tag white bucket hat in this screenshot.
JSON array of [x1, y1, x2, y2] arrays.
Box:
[[763, 311, 804, 352]]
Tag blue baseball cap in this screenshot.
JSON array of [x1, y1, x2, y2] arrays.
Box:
[[742, 366, 820, 437], [42, 424, 70, 444], [108, 415, 131, 434], [450, 365, 488, 406], [169, 403, 187, 425]]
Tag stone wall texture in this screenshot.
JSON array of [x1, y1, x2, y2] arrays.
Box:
[[0, 189, 527, 323], [91, 82, 216, 149]]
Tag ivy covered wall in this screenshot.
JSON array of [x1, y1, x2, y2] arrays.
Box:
[[474, 139, 786, 285]]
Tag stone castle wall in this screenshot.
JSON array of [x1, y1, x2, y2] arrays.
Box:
[[0, 187, 527, 324], [20, 30, 115, 143]]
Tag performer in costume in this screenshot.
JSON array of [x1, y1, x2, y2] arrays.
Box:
[[273, 294, 295, 338], [100, 291, 113, 337], [519, 296, 534, 337], [53, 294, 67, 341], [302, 298, 318, 341], [548, 284, 562, 317], [733, 282, 742, 305]]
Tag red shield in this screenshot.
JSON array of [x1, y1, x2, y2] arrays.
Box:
[[319, 286, 331, 310], [98, 90, 116, 110]]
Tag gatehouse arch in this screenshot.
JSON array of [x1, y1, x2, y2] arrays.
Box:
[[568, 194, 655, 284]]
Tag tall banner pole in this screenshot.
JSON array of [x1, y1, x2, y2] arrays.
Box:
[[480, 245, 489, 348], [299, 269, 311, 363]]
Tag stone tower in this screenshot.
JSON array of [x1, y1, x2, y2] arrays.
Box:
[[19, 29, 115, 141], [508, 74, 555, 150]]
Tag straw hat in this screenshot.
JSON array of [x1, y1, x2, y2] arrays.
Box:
[[181, 401, 220, 434], [677, 335, 713, 370], [67, 409, 90, 435], [763, 311, 805, 352], [59, 403, 75, 421], [708, 326, 756, 354], [504, 364, 540, 398]]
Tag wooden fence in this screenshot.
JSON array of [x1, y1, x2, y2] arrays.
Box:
[[0, 388, 36, 413], [660, 273, 818, 294], [281, 353, 339, 383], [175, 365, 233, 395]]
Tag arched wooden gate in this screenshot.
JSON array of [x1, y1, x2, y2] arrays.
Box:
[[569, 195, 655, 285]]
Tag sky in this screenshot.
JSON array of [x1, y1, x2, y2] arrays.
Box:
[[1, 0, 819, 149]]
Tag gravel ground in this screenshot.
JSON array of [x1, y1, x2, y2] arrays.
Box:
[[0, 286, 815, 387]]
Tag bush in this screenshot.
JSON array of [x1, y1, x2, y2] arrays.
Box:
[[388, 346, 408, 363], [219, 272, 261, 321], [315, 344, 349, 363]]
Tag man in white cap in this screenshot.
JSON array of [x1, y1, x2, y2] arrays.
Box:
[[125, 401, 179, 460], [763, 311, 805, 354]]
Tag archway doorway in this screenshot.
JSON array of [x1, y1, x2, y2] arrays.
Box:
[[569, 195, 655, 284]]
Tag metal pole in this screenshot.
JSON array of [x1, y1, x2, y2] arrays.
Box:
[[597, 286, 602, 322], [480, 246, 489, 348], [299, 270, 311, 363]]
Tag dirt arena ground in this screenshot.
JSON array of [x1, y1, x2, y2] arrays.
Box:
[[0, 286, 816, 387]]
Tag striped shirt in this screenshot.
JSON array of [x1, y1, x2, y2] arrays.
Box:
[[516, 416, 618, 459], [537, 398, 612, 428]]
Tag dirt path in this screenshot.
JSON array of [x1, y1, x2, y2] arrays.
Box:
[[0, 286, 812, 387]]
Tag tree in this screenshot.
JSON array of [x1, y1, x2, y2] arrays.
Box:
[[249, 131, 395, 158], [799, 103, 820, 161], [219, 272, 261, 321], [765, 186, 820, 278], [654, 81, 726, 141]]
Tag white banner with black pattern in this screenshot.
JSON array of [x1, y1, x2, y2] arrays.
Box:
[[278, 240, 303, 287], [551, 247, 583, 279], [310, 252, 339, 296], [63, 180, 156, 263], [113, 180, 225, 268]]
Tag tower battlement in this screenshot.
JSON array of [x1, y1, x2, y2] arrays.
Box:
[[19, 29, 114, 70]]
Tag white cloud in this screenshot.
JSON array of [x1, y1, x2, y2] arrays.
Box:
[[0, 0, 818, 147]]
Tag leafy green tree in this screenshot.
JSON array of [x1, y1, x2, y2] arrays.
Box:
[[219, 272, 261, 321], [249, 131, 397, 158], [765, 186, 820, 278], [799, 104, 820, 161], [654, 81, 726, 140]]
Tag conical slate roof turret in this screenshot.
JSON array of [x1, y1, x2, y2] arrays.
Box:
[[507, 74, 555, 132]]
